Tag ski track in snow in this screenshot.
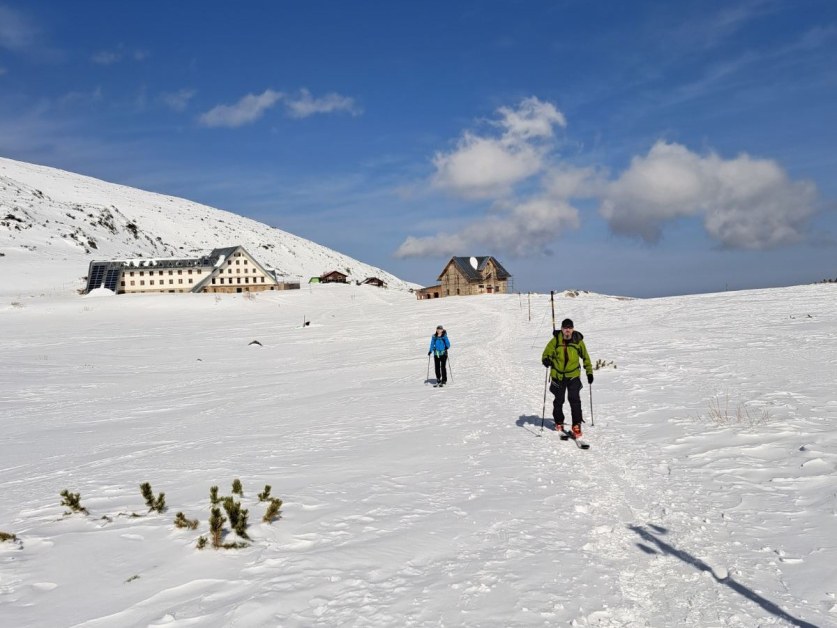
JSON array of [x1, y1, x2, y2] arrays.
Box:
[[1, 285, 835, 627]]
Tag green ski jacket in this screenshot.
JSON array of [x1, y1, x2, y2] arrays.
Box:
[[542, 330, 593, 381]]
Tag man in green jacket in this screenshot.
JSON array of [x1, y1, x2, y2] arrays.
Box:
[[541, 318, 594, 438]]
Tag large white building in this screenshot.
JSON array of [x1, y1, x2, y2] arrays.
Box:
[[85, 245, 298, 295]]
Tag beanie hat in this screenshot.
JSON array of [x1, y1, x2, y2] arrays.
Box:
[[561, 318, 574, 329]]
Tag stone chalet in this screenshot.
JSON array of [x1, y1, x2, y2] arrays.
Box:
[[84, 245, 299, 295], [416, 256, 511, 299]]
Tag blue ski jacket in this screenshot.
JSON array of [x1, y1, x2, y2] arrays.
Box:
[[429, 331, 450, 356]]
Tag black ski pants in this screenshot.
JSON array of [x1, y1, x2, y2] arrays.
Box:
[[433, 353, 448, 383], [551, 376, 582, 426]]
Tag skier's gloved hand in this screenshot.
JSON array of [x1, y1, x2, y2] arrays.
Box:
[[541, 357, 551, 368], [427, 351, 432, 356], [587, 373, 594, 384]]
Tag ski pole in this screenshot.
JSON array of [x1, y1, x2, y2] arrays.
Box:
[[540, 366, 549, 434], [447, 353, 453, 383], [550, 290, 556, 332], [589, 383, 594, 427], [426, 354, 431, 384]]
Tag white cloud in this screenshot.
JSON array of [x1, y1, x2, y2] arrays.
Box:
[[395, 233, 469, 258], [91, 46, 149, 65], [0, 5, 39, 52], [91, 50, 121, 65], [396, 164, 591, 259], [199, 90, 283, 128], [160, 89, 196, 112], [398, 98, 586, 257], [495, 96, 566, 141], [599, 141, 818, 249], [284, 89, 360, 118], [58, 87, 104, 109], [432, 132, 543, 199], [395, 193, 581, 258], [398, 98, 820, 259], [432, 97, 567, 199], [198, 88, 359, 128]]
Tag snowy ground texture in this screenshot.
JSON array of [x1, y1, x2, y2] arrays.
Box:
[[1, 284, 835, 627]]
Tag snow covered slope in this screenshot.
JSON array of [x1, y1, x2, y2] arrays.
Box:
[[1, 284, 834, 626], [0, 157, 416, 297]]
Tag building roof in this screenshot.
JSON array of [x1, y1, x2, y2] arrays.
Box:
[[190, 245, 278, 292], [438, 256, 511, 282]]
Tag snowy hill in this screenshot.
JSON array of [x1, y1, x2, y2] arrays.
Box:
[[0, 157, 416, 297], [1, 283, 834, 626]]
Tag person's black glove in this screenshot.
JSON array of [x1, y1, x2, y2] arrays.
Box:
[[427, 351, 432, 356], [587, 373, 594, 384], [542, 357, 551, 368]]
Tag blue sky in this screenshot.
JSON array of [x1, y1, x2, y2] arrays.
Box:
[[1, 0, 835, 297]]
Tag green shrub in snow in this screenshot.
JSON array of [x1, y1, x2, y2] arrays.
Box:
[[263, 498, 283, 523], [140, 482, 166, 513], [174, 512, 199, 530], [60, 489, 88, 514], [257, 484, 272, 502]]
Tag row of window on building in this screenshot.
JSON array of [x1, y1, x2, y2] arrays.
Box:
[[128, 269, 201, 277], [123, 276, 270, 287], [129, 268, 263, 277]]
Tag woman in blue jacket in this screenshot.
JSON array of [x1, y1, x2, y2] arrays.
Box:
[[428, 325, 451, 387]]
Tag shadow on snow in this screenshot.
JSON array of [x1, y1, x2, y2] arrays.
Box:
[[628, 524, 817, 628], [516, 414, 559, 436]]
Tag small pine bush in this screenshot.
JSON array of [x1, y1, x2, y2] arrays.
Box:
[[221, 496, 250, 539], [232, 479, 243, 496], [257, 484, 272, 502], [140, 482, 166, 513], [209, 486, 220, 505], [209, 507, 226, 548], [263, 498, 283, 523], [174, 512, 199, 530], [60, 490, 88, 514], [0, 531, 17, 543], [234, 508, 250, 539], [196, 536, 208, 550]]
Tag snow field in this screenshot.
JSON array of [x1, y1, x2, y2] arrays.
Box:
[[0, 283, 835, 626]]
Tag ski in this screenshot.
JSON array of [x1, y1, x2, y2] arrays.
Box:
[[559, 428, 590, 449]]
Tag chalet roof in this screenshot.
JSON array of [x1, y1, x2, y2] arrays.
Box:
[[191, 245, 278, 292], [102, 255, 214, 269], [439, 256, 511, 282], [206, 246, 241, 265], [321, 270, 348, 278]]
